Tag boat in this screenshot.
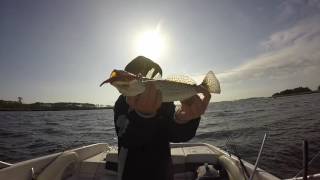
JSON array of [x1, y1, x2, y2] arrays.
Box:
[[0, 142, 284, 180]]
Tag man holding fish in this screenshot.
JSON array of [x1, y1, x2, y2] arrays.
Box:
[[100, 56, 220, 180]]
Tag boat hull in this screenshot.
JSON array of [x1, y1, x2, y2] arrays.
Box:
[[0, 143, 280, 180]]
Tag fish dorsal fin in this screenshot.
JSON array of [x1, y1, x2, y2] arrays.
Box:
[[145, 68, 155, 79], [165, 75, 196, 85]]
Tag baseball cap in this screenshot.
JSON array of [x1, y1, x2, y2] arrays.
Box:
[[125, 56, 162, 78]]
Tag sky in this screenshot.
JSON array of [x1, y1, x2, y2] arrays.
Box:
[[0, 0, 319, 105]]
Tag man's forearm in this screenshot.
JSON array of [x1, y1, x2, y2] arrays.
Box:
[[169, 117, 200, 142]]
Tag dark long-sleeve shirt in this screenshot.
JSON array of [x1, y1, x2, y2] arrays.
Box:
[[113, 95, 200, 180]]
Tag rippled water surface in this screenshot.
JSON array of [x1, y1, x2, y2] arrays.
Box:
[[1, 93, 320, 178]]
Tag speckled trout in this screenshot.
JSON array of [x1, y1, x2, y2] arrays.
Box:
[[100, 69, 221, 102]]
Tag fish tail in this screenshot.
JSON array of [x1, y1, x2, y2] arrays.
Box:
[[200, 71, 221, 94]]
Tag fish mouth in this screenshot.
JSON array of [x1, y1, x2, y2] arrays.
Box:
[[99, 77, 118, 87], [100, 71, 137, 87], [100, 70, 122, 87], [100, 77, 136, 87]]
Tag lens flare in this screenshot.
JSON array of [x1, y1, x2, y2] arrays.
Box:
[[134, 29, 166, 60]]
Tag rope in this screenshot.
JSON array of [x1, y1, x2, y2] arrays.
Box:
[[249, 133, 267, 180], [293, 150, 320, 178]]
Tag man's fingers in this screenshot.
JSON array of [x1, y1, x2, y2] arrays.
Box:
[[129, 82, 161, 114], [181, 99, 190, 110], [202, 90, 211, 108], [181, 96, 195, 106], [196, 85, 211, 108], [141, 82, 157, 102], [135, 94, 144, 108], [145, 82, 156, 97], [135, 94, 146, 112], [139, 83, 151, 99], [149, 84, 158, 103], [180, 95, 208, 119], [192, 96, 205, 115], [137, 83, 151, 103], [146, 83, 158, 107]]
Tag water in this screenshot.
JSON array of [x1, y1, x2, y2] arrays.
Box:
[[1, 93, 320, 178]]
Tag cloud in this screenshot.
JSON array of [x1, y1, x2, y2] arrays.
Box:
[[276, 0, 320, 24], [262, 15, 320, 50], [218, 13, 320, 85]]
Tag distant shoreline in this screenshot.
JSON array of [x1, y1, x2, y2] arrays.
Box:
[[272, 86, 320, 98], [2, 88, 320, 112], [0, 107, 113, 112], [272, 90, 320, 98], [0, 100, 113, 112]]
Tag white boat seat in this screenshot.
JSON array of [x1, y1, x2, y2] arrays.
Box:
[[171, 147, 186, 164], [184, 146, 218, 164], [37, 151, 79, 180]]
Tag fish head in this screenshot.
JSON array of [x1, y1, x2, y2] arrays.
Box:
[[100, 70, 136, 85], [100, 69, 145, 96]]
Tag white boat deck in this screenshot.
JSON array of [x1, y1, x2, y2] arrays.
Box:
[[70, 144, 221, 180], [72, 152, 115, 180]]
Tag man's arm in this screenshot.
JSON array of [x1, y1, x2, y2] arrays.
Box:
[[168, 90, 211, 142], [163, 102, 200, 142]]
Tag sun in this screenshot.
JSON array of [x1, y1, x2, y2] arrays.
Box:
[[134, 29, 166, 60]]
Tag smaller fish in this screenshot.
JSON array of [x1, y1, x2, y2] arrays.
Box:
[[100, 69, 221, 102]]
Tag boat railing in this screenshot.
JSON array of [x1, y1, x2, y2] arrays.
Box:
[[284, 140, 320, 180], [0, 161, 12, 169]]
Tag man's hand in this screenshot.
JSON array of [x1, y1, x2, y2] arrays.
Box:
[[175, 87, 211, 124], [126, 83, 162, 115]]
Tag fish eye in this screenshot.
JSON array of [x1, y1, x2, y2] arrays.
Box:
[[110, 71, 117, 78]]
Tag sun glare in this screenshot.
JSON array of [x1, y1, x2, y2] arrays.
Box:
[[134, 29, 166, 60]]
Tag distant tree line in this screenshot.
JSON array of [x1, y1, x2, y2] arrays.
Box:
[[0, 100, 113, 111], [272, 86, 317, 98]]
